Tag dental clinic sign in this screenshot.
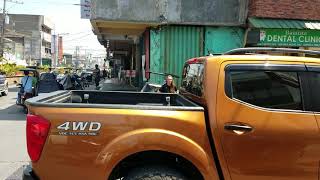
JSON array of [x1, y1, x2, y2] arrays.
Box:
[[258, 29, 320, 47]]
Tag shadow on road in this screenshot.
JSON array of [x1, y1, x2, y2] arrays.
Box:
[[0, 104, 25, 121], [9, 87, 19, 93], [0, 87, 25, 121]]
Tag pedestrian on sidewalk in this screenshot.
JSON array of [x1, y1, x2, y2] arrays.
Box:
[[93, 64, 101, 89], [102, 68, 107, 80]]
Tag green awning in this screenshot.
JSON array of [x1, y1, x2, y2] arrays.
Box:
[[249, 18, 320, 30]]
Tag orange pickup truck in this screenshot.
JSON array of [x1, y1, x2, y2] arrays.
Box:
[[24, 48, 320, 180]]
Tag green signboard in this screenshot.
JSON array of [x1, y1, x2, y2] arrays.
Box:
[[258, 29, 320, 47]]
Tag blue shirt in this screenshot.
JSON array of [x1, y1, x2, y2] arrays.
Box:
[[21, 76, 33, 93]]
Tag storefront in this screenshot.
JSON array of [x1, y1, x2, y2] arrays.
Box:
[[246, 18, 320, 56], [149, 25, 245, 87]]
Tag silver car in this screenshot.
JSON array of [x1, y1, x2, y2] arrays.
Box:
[[0, 72, 8, 96]]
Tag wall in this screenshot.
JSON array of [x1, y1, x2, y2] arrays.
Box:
[[249, 0, 320, 20], [7, 14, 45, 64], [150, 26, 203, 86], [9, 14, 41, 33], [204, 27, 245, 54], [92, 0, 248, 25]]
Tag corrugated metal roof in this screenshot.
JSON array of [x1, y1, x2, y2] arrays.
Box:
[[249, 18, 320, 30]]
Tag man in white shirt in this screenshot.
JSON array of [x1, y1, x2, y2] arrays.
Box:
[[21, 71, 33, 96]]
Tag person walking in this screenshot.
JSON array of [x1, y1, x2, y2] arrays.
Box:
[[102, 69, 107, 80], [93, 64, 101, 89]]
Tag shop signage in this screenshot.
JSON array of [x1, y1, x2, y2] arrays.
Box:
[[258, 29, 320, 47]]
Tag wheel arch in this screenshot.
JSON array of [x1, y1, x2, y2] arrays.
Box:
[[95, 128, 218, 180]]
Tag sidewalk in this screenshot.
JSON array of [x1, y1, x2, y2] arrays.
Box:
[[100, 78, 138, 91]]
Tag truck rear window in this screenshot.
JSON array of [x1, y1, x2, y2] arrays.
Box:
[[181, 63, 204, 97]]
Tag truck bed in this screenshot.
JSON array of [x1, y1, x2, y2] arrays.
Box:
[[25, 90, 211, 180], [26, 90, 203, 111]]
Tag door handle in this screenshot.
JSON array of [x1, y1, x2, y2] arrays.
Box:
[[224, 124, 253, 133]]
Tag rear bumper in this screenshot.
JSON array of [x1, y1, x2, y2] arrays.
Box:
[[23, 165, 39, 180]]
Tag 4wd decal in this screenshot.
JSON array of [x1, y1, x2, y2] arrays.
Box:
[[57, 122, 101, 136]]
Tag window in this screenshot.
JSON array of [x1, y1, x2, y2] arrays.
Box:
[[181, 63, 204, 96], [229, 71, 302, 110], [308, 72, 320, 112]]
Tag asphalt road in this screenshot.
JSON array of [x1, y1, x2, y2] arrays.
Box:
[[0, 87, 29, 180]]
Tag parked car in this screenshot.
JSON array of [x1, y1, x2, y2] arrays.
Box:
[[24, 48, 320, 180], [0, 71, 8, 96]]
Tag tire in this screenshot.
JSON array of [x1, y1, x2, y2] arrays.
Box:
[[124, 166, 188, 180], [1, 84, 8, 96], [23, 106, 28, 114]]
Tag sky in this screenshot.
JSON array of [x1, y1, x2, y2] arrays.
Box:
[[3, 0, 106, 57]]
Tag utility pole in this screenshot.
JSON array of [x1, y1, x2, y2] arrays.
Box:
[[0, 0, 23, 57], [0, 0, 7, 57]]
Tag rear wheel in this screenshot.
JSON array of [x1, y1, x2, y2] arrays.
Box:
[[124, 166, 188, 180], [23, 106, 28, 114]]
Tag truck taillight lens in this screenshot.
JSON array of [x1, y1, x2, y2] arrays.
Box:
[[26, 115, 51, 162]]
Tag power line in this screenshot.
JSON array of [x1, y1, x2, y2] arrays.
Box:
[[62, 31, 93, 40], [6, 3, 16, 10], [64, 49, 106, 52], [63, 33, 93, 42], [65, 30, 92, 36], [26, 1, 78, 5]]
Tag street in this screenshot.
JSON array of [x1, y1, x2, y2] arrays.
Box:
[[0, 86, 29, 180]]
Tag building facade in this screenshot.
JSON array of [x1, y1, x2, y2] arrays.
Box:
[[246, 0, 320, 53], [4, 14, 54, 66], [62, 53, 73, 66], [90, 0, 249, 86]]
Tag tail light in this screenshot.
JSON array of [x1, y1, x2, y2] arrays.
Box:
[[26, 115, 51, 162]]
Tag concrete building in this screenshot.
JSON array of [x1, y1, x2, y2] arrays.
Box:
[[62, 53, 73, 66], [246, 0, 320, 53], [4, 14, 54, 66], [1, 29, 26, 65], [90, 0, 249, 86]]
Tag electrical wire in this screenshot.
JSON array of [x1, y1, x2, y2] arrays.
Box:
[[62, 31, 93, 40], [63, 47, 106, 51], [25, 1, 79, 6], [62, 33, 93, 42]]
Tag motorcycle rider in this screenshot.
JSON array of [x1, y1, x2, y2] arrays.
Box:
[[21, 71, 33, 98]]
